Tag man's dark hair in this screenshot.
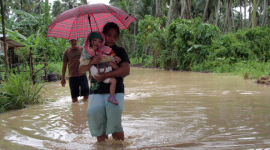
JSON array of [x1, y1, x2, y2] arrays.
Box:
[[103, 22, 120, 35]]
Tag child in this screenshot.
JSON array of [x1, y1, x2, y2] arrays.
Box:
[[80, 31, 120, 105]]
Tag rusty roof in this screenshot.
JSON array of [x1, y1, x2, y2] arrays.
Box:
[[0, 34, 25, 48]]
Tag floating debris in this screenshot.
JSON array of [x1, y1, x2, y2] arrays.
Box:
[[256, 75, 270, 85]]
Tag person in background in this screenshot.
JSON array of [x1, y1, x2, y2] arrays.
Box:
[[79, 22, 130, 142], [61, 39, 89, 102]]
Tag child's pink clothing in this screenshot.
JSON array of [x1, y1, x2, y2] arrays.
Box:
[[80, 32, 116, 83], [82, 31, 115, 60]]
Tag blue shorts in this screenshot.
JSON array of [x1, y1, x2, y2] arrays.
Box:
[[69, 75, 89, 99], [87, 93, 124, 137]]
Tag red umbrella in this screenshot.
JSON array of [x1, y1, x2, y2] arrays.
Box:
[[47, 3, 136, 40]]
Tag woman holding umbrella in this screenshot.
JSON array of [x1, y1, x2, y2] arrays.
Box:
[[79, 22, 130, 142]]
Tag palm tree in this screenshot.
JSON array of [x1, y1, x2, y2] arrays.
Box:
[[51, 0, 63, 17], [33, 0, 44, 15], [133, 0, 137, 52], [238, 0, 243, 29], [156, 0, 159, 17], [51, 0, 80, 17], [186, 0, 192, 19], [202, 0, 210, 22], [61, 0, 79, 9], [261, 0, 267, 26], [196, 0, 220, 24], [244, 0, 247, 27], [1, 0, 12, 19], [224, 0, 233, 33], [167, 0, 173, 26], [252, 0, 257, 28], [78, 0, 88, 5], [136, 0, 156, 19], [215, 0, 221, 26]]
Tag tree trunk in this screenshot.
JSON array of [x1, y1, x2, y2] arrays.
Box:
[[202, 0, 210, 22], [206, 7, 211, 23], [175, 0, 181, 18], [248, 0, 252, 28], [228, 0, 232, 32], [231, 7, 235, 32], [156, 0, 159, 17], [223, 0, 231, 33], [244, 0, 247, 27], [133, 0, 136, 53], [249, 0, 260, 28], [252, 0, 257, 28], [185, 0, 191, 19], [167, 0, 173, 26], [267, 0, 270, 26], [215, 0, 221, 26], [0, 0, 9, 76], [262, 0, 267, 26], [240, 0, 242, 29], [180, 0, 186, 19], [160, 1, 164, 16]]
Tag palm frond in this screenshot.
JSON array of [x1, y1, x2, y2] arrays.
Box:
[[11, 9, 37, 20]]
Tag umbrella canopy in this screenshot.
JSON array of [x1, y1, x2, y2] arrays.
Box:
[[47, 3, 136, 40]]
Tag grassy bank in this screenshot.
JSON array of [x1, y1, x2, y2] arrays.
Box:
[[0, 73, 48, 113]]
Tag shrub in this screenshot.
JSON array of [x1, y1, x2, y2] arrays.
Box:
[[0, 73, 46, 112]]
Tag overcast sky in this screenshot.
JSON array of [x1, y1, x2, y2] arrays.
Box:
[[48, 0, 110, 5]]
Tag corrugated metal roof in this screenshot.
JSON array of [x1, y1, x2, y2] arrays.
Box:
[[0, 34, 25, 47], [6, 39, 25, 47]]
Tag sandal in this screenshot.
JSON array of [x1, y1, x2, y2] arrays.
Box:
[[107, 95, 118, 105]]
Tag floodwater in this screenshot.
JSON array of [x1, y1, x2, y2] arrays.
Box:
[[1, 67, 270, 150]]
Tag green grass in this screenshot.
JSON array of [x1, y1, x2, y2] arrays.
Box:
[[191, 60, 270, 79], [0, 73, 47, 113]]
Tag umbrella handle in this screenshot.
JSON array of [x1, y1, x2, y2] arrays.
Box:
[[88, 14, 92, 33]]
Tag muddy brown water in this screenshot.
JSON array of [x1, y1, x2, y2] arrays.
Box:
[[1, 67, 270, 150]]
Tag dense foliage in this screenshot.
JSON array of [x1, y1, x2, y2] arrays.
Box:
[[132, 15, 270, 78]]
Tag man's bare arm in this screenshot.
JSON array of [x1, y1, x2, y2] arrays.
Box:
[[94, 62, 130, 82], [61, 62, 67, 87]]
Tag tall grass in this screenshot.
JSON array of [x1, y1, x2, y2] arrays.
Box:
[[0, 73, 46, 113]]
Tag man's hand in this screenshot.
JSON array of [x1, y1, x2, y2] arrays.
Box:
[[61, 78, 66, 87], [94, 73, 107, 82]]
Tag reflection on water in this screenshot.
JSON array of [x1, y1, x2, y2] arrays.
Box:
[[1, 67, 270, 149]]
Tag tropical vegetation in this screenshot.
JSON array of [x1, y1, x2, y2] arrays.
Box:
[[0, 73, 47, 112], [1, 0, 270, 111]]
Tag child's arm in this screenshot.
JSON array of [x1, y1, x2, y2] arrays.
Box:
[[79, 56, 101, 74], [109, 61, 119, 70], [109, 54, 121, 70], [114, 56, 121, 64]]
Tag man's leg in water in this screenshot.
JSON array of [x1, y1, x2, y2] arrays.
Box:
[[106, 93, 125, 140], [112, 132, 124, 140], [97, 133, 108, 142], [72, 97, 78, 102]]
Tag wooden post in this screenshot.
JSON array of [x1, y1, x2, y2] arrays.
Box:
[[10, 47, 16, 74], [16, 63, 20, 74], [0, 0, 9, 78], [11, 47, 15, 65], [29, 47, 35, 84], [42, 48, 48, 81]]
